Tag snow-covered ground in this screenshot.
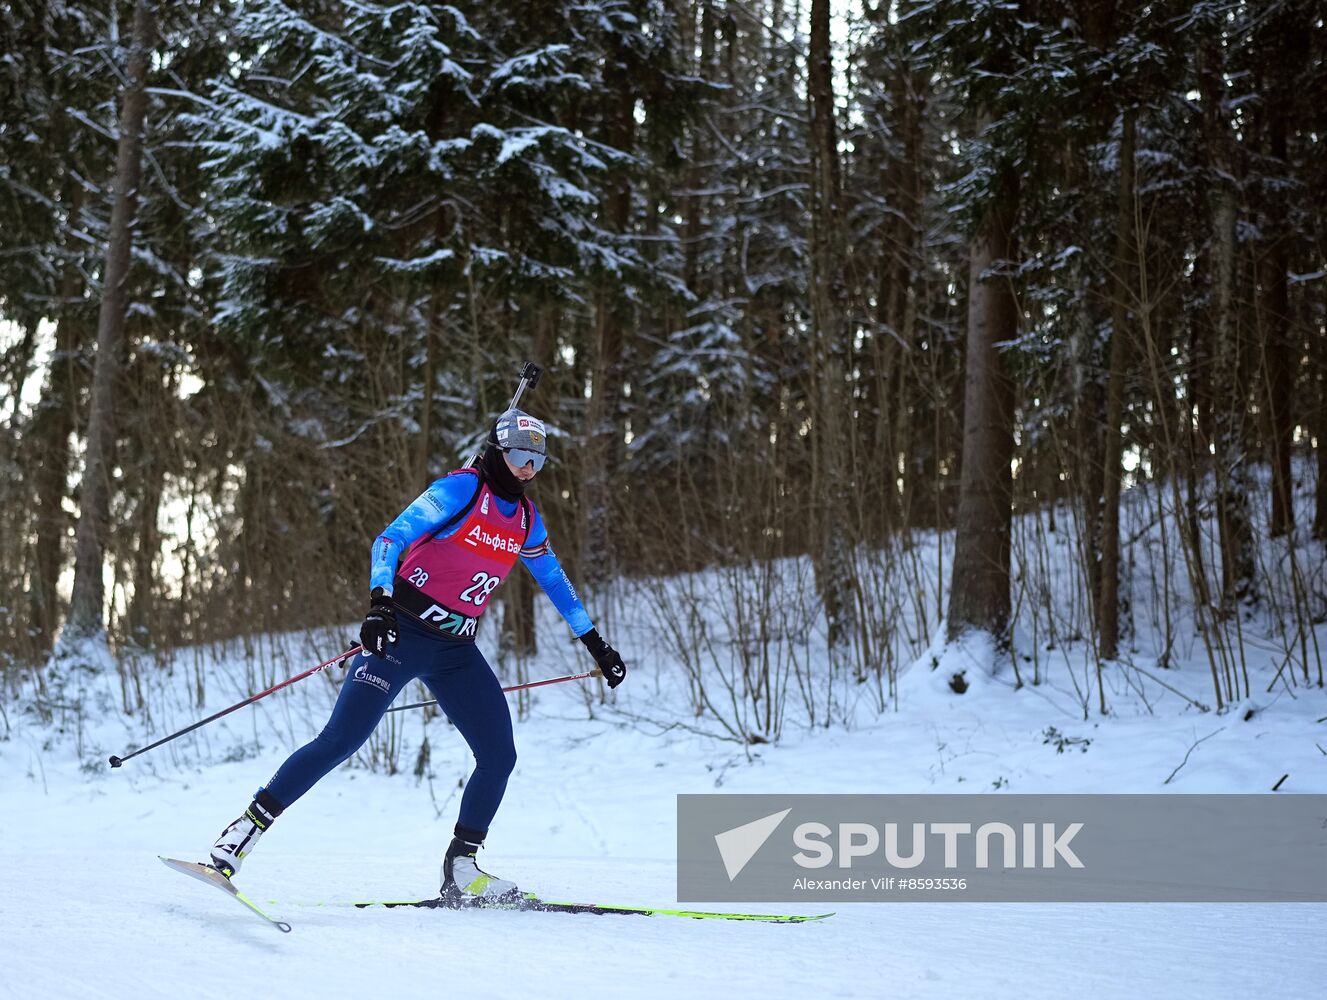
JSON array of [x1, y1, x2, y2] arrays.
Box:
[[10, 464, 1327, 1000], [5, 608, 1326, 1000]]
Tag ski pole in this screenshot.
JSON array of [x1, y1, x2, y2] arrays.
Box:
[[385, 667, 602, 714], [461, 360, 543, 468], [107, 646, 362, 768]]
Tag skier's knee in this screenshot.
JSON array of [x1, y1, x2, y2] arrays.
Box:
[[486, 743, 517, 778], [318, 721, 372, 763]]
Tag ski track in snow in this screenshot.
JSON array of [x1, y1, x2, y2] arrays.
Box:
[[4, 846, 1324, 1000]]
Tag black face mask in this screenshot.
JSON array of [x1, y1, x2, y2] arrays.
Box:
[[480, 446, 526, 502]]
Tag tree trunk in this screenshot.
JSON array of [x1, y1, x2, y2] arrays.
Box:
[[1079, 0, 1125, 637], [947, 164, 1018, 642], [1317, 339, 1327, 540], [871, 46, 926, 537], [124, 359, 173, 646], [1261, 65, 1293, 538], [1262, 228, 1293, 540], [64, 0, 154, 642], [1098, 108, 1136, 661], [1074, 243, 1106, 620], [807, 0, 857, 658], [1315, 314, 1327, 539], [126, 448, 166, 646], [1198, 39, 1255, 603], [28, 180, 88, 654]]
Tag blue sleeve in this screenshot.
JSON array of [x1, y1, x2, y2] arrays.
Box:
[[520, 506, 594, 637], [369, 473, 478, 594]]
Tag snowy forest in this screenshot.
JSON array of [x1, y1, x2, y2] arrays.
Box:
[[4, 4, 1327, 996], [2, 0, 1326, 736]]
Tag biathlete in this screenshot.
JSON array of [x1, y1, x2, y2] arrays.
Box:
[[205, 408, 627, 902]]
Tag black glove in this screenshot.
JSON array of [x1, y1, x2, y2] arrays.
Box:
[[360, 588, 399, 657], [579, 628, 626, 689]]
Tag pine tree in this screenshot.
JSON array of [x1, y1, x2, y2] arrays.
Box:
[[64, 0, 156, 644], [905, 1, 1042, 646]]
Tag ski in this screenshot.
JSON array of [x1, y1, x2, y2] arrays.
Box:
[[159, 856, 293, 933], [345, 893, 831, 923]]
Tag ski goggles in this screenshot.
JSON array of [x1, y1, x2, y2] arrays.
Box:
[[503, 447, 546, 472]]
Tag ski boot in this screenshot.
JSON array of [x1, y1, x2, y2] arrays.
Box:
[[209, 791, 282, 879], [440, 825, 522, 905]]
